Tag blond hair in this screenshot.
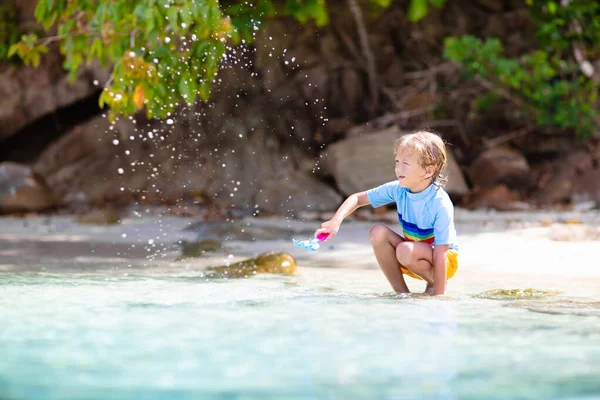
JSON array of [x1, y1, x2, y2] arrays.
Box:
[[393, 130, 448, 188]]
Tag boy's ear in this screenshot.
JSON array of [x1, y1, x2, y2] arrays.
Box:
[[425, 165, 435, 178]]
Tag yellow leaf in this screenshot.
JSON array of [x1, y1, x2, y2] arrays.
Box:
[[133, 84, 145, 109], [220, 16, 233, 34]]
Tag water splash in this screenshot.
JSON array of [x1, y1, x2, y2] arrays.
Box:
[[292, 232, 330, 251]]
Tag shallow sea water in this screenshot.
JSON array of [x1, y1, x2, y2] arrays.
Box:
[[1, 263, 600, 400], [1, 215, 600, 400]]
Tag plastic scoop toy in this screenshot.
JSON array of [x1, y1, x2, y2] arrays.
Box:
[[293, 232, 330, 252]]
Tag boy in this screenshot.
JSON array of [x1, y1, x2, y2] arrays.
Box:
[[315, 131, 458, 295]]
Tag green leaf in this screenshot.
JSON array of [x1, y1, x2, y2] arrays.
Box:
[[408, 0, 428, 22], [87, 38, 103, 64], [31, 52, 41, 67], [178, 77, 195, 104], [429, 0, 446, 8], [168, 7, 179, 32], [198, 80, 212, 101], [34, 1, 47, 22], [7, 44, 19, 58], [370, 0, 392, 7]]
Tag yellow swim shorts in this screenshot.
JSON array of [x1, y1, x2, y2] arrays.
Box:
[[400, 249, 459, 281]]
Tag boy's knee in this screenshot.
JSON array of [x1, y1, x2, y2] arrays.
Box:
[[395, 241, 413, 264], [369, 225, 388, 243]]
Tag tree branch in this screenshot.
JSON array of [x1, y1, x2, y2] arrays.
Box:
[[348, 0, 378, 118], [402, 62, 458, 80], [371, 105, 435, 126], [475, 77, 529, 110], [483, 125, 535, 148]]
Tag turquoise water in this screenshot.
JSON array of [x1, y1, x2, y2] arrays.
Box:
[[2, 263, 600, 400]]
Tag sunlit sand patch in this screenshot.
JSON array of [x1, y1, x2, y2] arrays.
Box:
[[473, 288, 563, 300], [549, 224, 600, 242]]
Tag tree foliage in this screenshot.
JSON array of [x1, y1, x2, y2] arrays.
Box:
[[7, 0, 596, 139], [445, 0, 600, 138], [0, 4, 24, 63], [4, 0, 407, 120]]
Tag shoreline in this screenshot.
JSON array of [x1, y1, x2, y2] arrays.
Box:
[[1, 208, 599, 283]]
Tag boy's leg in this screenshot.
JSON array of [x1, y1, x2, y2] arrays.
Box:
[[395, 241, 435, 291], [369, 225, 409, 293]]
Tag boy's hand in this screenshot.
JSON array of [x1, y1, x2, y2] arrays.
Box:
[[315, 219, 340, 241]]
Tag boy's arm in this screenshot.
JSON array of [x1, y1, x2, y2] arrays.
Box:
[[315, 192, 370, 239], [432, 245, 449, 295], [331, 192, 370, 223]]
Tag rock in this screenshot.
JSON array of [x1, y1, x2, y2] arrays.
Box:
[[535, 164, 575, 205], [572, 151, 600, 207], [34, 109, 339, 215], [0, 162, 56, 214], [469, 146, 531, 190], [256, 170, 342, 215], [177, 239, 222, 260], [573, 173, 600, 207], [534, 148, 600, 206], [76, 208, 121, 225], [445, 149, 469, 196], [321, 125, 400, 195], [321, 125, 468, 196], [467, 184, 530, 211], [205, 252, 297, 278], [0, 57, 109, 143], [0, 0, 110, 143]]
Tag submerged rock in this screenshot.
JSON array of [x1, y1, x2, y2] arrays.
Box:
[[0, 162, 56, 214], [76, 208, 121, 225], [206, 252, 297, 278], [473, 288, 563, 300], [177, 239, 222, 260]]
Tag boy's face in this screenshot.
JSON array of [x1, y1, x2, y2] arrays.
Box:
[[394, 149, 433, 192]]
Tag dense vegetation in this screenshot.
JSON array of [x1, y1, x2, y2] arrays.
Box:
[[445, 1, 599, 138], [2, 0, 598, 136]]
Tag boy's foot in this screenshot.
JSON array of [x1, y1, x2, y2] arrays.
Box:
[[424, 283, 434, 295]]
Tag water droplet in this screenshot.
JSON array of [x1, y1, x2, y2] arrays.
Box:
[[117, 168, 124, 174], [166, 119, 174, 125]]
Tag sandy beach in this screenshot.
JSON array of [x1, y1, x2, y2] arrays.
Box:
[[1, 207, 599, 299]]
